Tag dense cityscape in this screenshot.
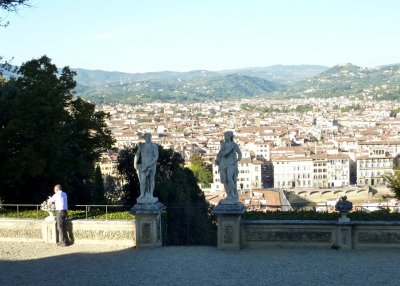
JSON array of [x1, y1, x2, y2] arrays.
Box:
[[96, 97, 400, 211]]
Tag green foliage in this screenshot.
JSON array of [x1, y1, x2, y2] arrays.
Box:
[[244, 210, 340, 220], [117, 145, 216, 245], [0, 56, 114, 204], [0, 208, 134, 220], [0, 0, 31, 27], [188, 154, 212, 188], [340, 104, 364, 113], [76, 72, 285, 104], [383, 171, 400, 199], [243, 210, 400, 221], [91, 165, 105, 204], [295, 104, 313, 113], [347, 210, 400, 221], [390, 107, 400, 118], [104, 175, 124, 204]]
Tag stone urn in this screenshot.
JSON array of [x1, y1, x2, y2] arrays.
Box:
[[44, 210, 57, 221], [335, 196, 353, 223], [41, 201, 56, 221]]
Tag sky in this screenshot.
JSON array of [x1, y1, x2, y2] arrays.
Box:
[[1, 0, 399, 73]]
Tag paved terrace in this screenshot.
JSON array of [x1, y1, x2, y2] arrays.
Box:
[[1, 242, 399, 286]]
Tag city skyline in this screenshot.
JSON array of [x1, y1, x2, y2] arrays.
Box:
[[1, 0, 400, 73]]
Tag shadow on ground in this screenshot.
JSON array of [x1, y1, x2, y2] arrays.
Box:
[[1, 243, 400, 286]]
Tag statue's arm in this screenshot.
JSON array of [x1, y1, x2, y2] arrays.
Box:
[[134, 144, 141, 170], [150, 144, 159, 167], [221, 144, 235, 156], [235, 143, 242, 161]]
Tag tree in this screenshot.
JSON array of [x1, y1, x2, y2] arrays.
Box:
[[383, 171, 400, 199], [0, 56, 114, 203], [0, 0, 30, 27], [188, 154, 212, 188], [104, 175, 123, 204], [91, 165, 105, 204], [117, 145, 216, 245]]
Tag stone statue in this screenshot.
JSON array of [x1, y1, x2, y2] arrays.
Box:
[[134, 133, 159, 204], [216, 131, 242, 204]]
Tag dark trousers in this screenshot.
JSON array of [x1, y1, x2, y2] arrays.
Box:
[[56, 210, 68, 244]]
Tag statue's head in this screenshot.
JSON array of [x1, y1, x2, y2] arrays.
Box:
[[144, 133, 152, 143], [224, 131, 233, 142]]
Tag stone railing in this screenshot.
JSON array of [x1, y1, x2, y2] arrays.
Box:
[[0, 218, 136, 246], [241, 220, 400, 250]]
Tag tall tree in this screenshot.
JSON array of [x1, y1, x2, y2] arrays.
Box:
[[91, 165, 105, 204], [0, 56, 114, 203], [117, 145, 216, 245], [383, 171, 400, 199], [188, 154, 213, 188]]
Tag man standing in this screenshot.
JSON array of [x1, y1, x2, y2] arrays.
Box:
[[48, 184, 68, 246], [134, 133, 159, 204]]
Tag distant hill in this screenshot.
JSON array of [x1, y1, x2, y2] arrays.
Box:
[[76, 73, 286, 103], [73, 65, 328, 103], [284, 63, 400, 100], [8, 63, 400, 103]]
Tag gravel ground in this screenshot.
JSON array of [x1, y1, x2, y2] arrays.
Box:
[[1, 242, 400, 286]]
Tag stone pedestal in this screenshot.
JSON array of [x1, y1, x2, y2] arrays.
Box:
[[42, 216, 58, 244], [212, 203, 245, 250], [130, 202, 166, 248], [337, 223, 353, 250]]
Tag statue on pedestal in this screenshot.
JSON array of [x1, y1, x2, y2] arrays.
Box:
[[134, 133, 159, 204], [216, 131, 242, 204]]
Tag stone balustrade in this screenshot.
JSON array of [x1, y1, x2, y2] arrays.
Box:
[[0, 218, 136, 246]]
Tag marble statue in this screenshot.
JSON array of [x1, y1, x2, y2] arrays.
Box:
[[215, 131, 242, 204], [134, 133, 159, 204]]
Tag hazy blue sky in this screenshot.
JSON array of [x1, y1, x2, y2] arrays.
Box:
[[1, 0, 399, 72]]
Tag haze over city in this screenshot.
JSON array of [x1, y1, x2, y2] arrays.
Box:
[[1, 0, 400, 72]]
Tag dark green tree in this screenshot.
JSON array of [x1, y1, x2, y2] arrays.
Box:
[[383, 171, 400, 199], [91, 165, 105, 204], [117, 146, 140, 205], [0, 0, 31, 27], [104, 175, 123, 204], [117, 145, 216, 245], [188, 154, 212, 188], [0, 56, 114, 203]]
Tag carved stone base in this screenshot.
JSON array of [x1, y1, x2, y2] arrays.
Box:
[[42, 217, 58, 244], [337, 224, 353, 250], [212, 202, 245, 250], [338, 214, 350, 223], [136, 196, 159, 205], [130, 202, 165, 248]]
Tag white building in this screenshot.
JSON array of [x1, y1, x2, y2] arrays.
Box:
[[272, 155, 313, 189], [356, 148, 393, 186], [211, 158, 262, 192]]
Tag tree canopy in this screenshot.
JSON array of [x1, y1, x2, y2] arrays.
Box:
[[188, 154, 212, 188], [0, 0, 31, 27], [0, 56, 114, 203], [117, 145, 216, 245], [383, 171, 400, 199]]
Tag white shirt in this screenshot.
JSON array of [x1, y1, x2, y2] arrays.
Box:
[[48, 191, 68, 211]]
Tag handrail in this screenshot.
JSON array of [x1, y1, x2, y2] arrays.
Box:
[[1, 203, 398, 219], [0, 204, 134, 220]]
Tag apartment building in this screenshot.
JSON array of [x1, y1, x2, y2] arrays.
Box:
[[211, 158, 262, 192], [272, 155, 313, 189], [356, 148, 393, 186]]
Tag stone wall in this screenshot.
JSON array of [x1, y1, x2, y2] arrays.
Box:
[[0, 218, 136, 246], [0, 219, 43, 242], [241, 220, 400, 250]]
